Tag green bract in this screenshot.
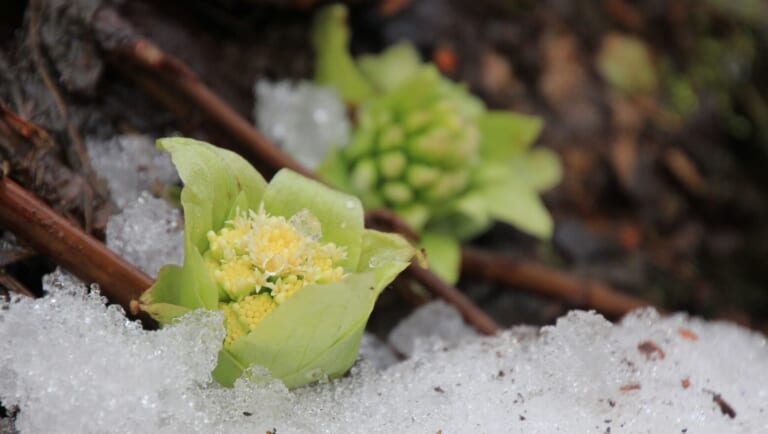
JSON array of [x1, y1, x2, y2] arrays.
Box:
[[138, 137, 414, 389], [313, 4, 561, 283]]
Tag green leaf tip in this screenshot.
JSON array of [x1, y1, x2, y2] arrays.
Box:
[[139, 137, 414, 389], [312, 4, 374, 103]]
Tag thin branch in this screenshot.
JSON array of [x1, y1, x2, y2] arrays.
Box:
[[0, 175, 156, 326], [461, 246, 653, 318], [407, 260, 499, 335], [92, 7, 310, 179]]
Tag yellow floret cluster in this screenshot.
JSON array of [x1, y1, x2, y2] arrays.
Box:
[[206, 206, 347, 346]]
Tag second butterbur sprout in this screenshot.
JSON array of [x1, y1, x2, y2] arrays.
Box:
[[343, 66, 483, 231], [314, 4, 562, 282]]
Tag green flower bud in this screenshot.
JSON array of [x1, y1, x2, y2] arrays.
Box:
[[379, 151, 408, 179], [422, 170, 469, 201], [350, 158, 378, 193], [406, 164, 442, 189], [381, 181, 414, 205], [313, 4, 561, 284]]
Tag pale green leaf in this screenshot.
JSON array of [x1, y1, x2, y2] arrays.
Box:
[[420, 232, 461, 284], [178, 238, 219, 310], [138, 265, 192, 324], [427, 192, 492, 241], [312, 4, 374, 103], [218, 273, 379, 388], [509, 148, 563, 191], [358, 42, 422, 93], [478, 111, 543, 160], [156, 137, 267, 252], [356, 229, 413, 287], [480, 182, 554, 238]]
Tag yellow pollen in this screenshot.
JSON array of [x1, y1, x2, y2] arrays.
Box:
[[206, 206, 347, 344]]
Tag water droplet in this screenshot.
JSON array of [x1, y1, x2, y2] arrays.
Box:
[[289, 209, 322, 241], [368, 255, 382, 268], [305, 367, 326, 381]]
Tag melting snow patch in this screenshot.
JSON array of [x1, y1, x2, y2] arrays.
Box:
[[1, 274, 766, 433], [86, 134, 178, 209], [105, 193, 184, 278], [254, 80, 350, 170]]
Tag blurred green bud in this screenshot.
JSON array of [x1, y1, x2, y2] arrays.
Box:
[[313, 4, 561, 284]]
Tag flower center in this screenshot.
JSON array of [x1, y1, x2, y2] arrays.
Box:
[[205, 206, 346, 346]]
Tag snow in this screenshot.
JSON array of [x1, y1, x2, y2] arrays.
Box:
[[254, 80, 350, 170], [105, 192, 183, 278], [86, 134, 179, 209], [1, 272, 766, 433]]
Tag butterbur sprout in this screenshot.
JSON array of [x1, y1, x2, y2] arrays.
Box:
[[313, 4, 562, 283], [137, 138, 414, 389]]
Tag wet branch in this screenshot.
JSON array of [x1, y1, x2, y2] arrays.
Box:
[[461, 246, 652, 318], [407, 260, 499, 335], [0, 175, 155, 326]]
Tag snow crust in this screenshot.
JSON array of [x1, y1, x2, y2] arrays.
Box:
[[1, 272, 766, 433], [105, 192, 183, 278], [86, 134, 178, 209]]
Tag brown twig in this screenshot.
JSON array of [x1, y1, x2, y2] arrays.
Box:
[[92, 7, 310, 180], [0, 176, 156, 326], [407, 259, 499, 335], [461, 246, 652, 318]]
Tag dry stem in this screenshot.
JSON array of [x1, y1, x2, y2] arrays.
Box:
[[0, 176, 155, 325], [461, 246, 652, 317]]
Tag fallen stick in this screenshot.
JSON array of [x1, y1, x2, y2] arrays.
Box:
[[0, 175, 155, 326], [461, 246, 652, 318], [94, 7, 310, 180], [407, 259, 499, 335]]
